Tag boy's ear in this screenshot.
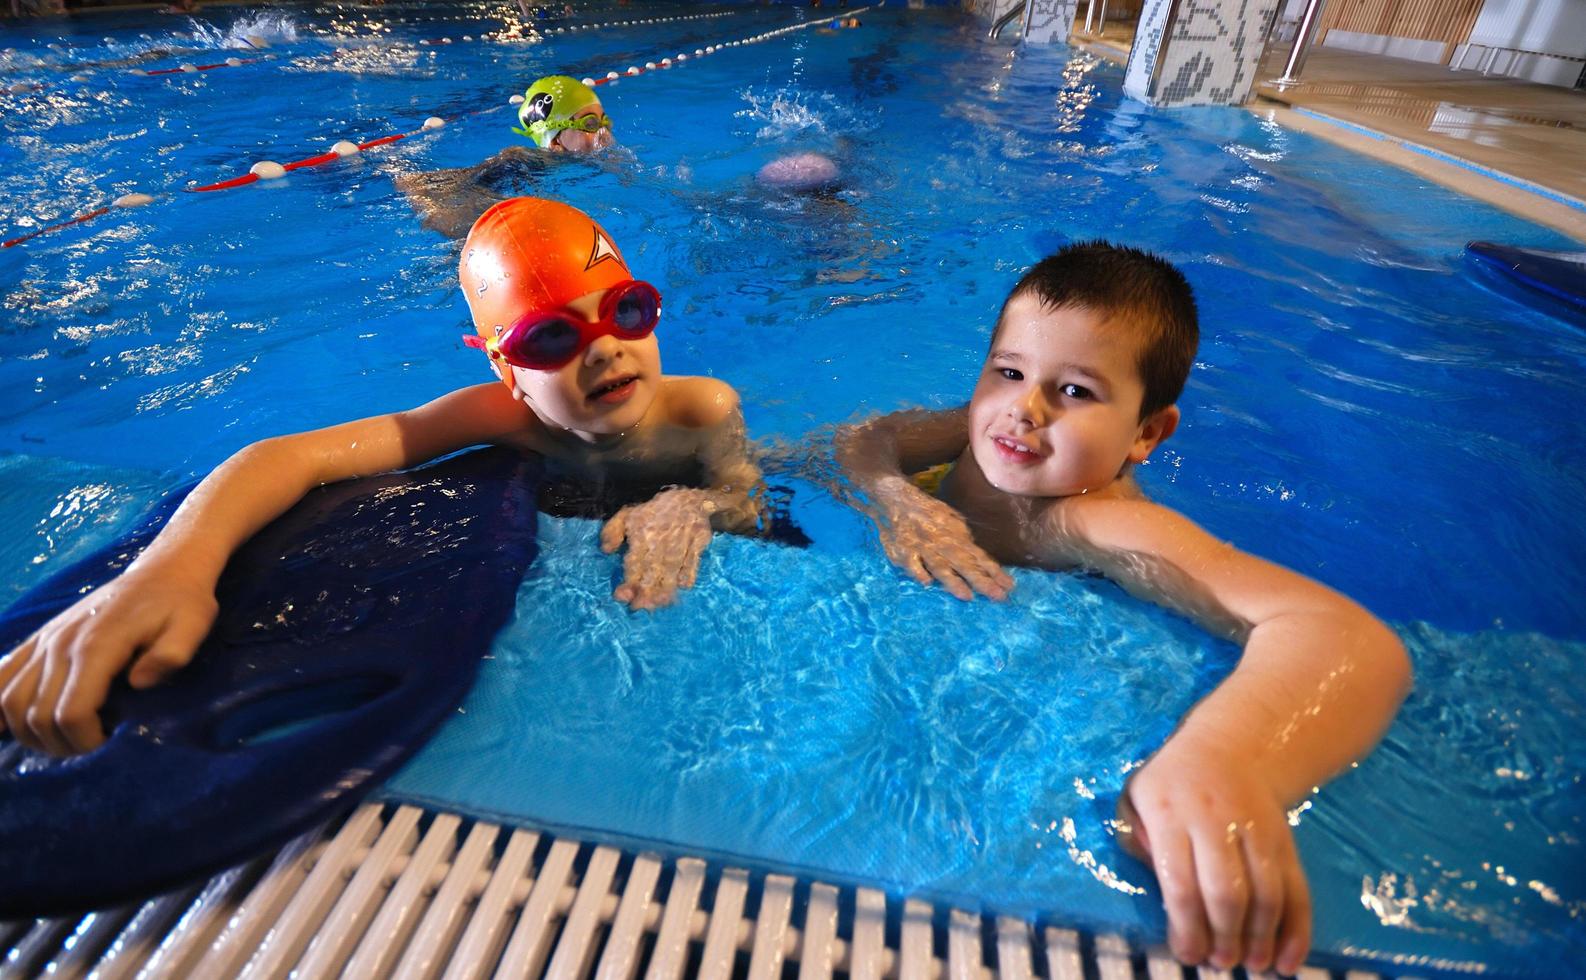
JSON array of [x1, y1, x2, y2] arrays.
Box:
[[1128, 404, 1179, 464]]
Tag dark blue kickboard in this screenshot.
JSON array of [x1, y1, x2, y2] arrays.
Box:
[[0, 447, 540, 919], [1466, 240, 1586, 312]]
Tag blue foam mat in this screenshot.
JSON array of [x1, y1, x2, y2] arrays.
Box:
[[1466, 240, 1586, 313], [0, 448, 540, 919]]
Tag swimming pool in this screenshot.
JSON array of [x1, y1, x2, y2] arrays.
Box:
[[1, 2, 1583, 976]]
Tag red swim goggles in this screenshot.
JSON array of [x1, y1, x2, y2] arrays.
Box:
[[464, 279, 662, 371]]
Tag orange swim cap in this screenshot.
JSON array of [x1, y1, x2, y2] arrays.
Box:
[[459, 197, 633, 386]]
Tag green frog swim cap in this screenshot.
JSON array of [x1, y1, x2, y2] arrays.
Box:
[[514, 75, 604, 148]]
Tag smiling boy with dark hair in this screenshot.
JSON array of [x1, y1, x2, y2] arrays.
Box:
[[837, 241, 1411, 975]]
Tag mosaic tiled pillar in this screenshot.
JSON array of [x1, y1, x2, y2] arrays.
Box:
[[1024, 0, 1080, 44], [963, 0, 1025, 32], [1121, 0, 1279, 107]]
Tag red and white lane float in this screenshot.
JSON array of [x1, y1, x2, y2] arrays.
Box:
[[190, 113, 457, 192], [579, 3, 875, 89], [4, 107, 474, 243], [129, 55, 270, 76], [2, 194, 157, 250]]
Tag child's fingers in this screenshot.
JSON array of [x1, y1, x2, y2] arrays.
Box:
[[1149, 827, 1211, 966], [921, 555, 973, 601], [676, 533, 707, 590], [618, 534, 674, 609], [27, 647, 74, 756], [1238, 827, 1285, 972], [642, 549, 680, 601], [600, 509, 631, 554], [884, 541, 932, 587], [957, 559, 1010, 600], [1114, 793, 1152, 861], [1274, 833, 1313, 975], [128, 607, 212, 690], [620, 532, 652, 586], [1191, 828, 1250, 969], [0, 638, 33, 736], [56, 644, 116, 754], [966, 548, 1014, 594], [0, 655, 48, 753]]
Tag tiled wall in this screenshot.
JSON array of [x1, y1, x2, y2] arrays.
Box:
[[1123, 0, 1279, 106], [963, 0, 1024, 26], [1025, 0, 1081, 43]]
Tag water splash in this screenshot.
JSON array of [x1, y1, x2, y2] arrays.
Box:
[[188, 12, 301, 50], [734, 87, 849, 142]]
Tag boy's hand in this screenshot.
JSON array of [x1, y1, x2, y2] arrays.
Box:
[[873, 482, 1012, 601], [0, 567, 218, 756], [600, 489, 716, 611], [1117, 735, 1312, 976]]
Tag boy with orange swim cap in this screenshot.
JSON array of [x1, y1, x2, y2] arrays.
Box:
[[0, 197, 762, 759]]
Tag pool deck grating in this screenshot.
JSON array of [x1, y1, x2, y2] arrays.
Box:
[[0, 800, 1393, 980]]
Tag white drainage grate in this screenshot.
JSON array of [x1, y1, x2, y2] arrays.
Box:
[[0, 802, 1377, 980]]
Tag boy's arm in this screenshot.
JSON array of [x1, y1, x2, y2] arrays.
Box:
[[834, 406, 1011, 600], [1053, 497, 1412, 974], [835, 404, 970, 485], [394, 149, 540, 239], [599, 379, 761, 609], [0, 383, 537, 756], [693, 386, 763, 533]]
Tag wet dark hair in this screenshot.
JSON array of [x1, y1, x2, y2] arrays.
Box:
[[994, 241, 1198, 420]]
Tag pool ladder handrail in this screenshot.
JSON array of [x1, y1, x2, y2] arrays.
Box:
[[989, 0, 1025, 40]]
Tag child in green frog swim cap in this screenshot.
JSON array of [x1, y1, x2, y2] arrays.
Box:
[[514, 75, 613, 152]]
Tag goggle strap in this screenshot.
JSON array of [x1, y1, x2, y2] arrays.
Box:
[[462, 334, 502, 359]]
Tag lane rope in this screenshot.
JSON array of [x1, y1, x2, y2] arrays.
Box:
[[2, 195, 155, 249], [580, 4, 875, 88], [426, 12, 740, 46], [2, 5, 881, 246], [130, 55, 270, 76]]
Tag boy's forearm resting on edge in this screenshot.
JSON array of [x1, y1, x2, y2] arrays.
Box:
[[1060, 499, 1412, 801], [1170, 602, 1411, 804], [130, 436, 339, 588]]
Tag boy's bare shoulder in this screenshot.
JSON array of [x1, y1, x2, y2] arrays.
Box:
[[401, 381, 542, 444], [655, 376, 742, 429], [1049, 487, 1193, 550]]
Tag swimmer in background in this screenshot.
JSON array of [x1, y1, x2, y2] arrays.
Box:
[[754, 151, 841, 196], [396, 75, 614, 239], [816, 16, 861, 31], [835, 243, 1411, 975], [0, 197, 763, 758]]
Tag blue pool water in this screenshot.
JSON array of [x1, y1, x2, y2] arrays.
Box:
[[2, 2, 1583, 975]]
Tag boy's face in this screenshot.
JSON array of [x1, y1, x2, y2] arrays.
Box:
[[967, 294, 1177, 497], [506, 287, 661, 440]]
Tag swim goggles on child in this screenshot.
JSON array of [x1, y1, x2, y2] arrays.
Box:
[[511, 113, 614, 143], [557, 112, 612, 134], [463, 279, 661, 371]]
